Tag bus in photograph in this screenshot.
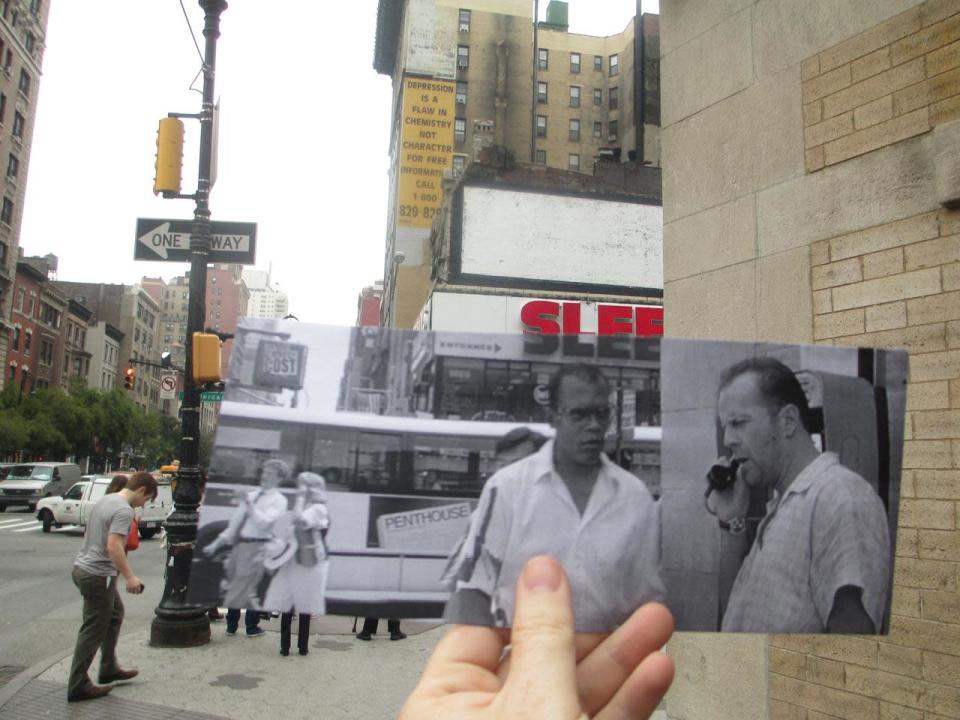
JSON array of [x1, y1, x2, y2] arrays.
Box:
[[193, 401, 661, 618]]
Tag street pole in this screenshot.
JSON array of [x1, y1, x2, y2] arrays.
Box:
[[151, 0, 227, 648]]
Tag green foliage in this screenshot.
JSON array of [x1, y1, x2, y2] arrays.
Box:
[[0, 383, 178, 467]]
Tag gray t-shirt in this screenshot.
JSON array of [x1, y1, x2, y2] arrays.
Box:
[[73, 493, 134, 577]]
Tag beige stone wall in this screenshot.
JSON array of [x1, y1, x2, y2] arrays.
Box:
[[802, 2, 960, 172], [661, 0, 960, 718]]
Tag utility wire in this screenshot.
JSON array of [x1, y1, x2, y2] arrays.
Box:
[[178, 0, 206, 94]]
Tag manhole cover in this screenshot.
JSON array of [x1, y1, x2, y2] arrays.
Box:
[[312, 640, 351, 652], [209, 673, 264, 690]]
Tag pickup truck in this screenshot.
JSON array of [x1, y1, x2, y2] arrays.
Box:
[[35, 477, 172, 538]]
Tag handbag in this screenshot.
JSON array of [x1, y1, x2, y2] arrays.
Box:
[[126, 518, 140, 552], [294, 522, 319, 567]]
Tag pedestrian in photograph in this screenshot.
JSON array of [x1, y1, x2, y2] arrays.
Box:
[[491, 426, 548, 472], [67, 471, 157, 702], [356, 617, 406, 641], [444, 363, 665, 632], [225, 608, 264, 638], [202, 458, 290, 610], [707, 356, 890, 633], [263, 471, 331, 654]]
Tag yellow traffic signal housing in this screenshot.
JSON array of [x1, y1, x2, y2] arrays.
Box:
[[193, 333, 222, 383], [124, 367, 136, 390], [153, 117, 184, 195]]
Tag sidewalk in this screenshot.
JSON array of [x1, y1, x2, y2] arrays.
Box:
[[0, 617, 670, 720], [0, 616, 439, 720]]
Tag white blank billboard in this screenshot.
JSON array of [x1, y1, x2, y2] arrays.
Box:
[[460, 186, 663, 290]]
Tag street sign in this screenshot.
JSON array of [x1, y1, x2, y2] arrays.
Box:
[[134, 218, 257, 264], [176, 390, 224, 402], [159, 374, 177, 400]]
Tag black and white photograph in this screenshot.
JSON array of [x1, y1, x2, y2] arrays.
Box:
[[187, 318, 663, 632], [659, 338, 907, 634]]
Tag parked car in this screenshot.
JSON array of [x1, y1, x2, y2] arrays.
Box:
[[0, 462, 82, 512], [35, 476, 173, 537]]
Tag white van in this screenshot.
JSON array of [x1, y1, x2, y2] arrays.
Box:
[[35, 476, 173, 537], [0, 463, 82, 511]]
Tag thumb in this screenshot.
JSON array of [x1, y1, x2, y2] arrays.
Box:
[[499, 555, 581, 719]]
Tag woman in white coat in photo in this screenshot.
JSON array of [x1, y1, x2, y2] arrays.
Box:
[[263, 472, 331, 655]]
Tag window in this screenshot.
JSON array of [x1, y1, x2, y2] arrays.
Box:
[[15, 287, 22, 311], [39, 339, 52, 366], [569, 85, 580, 107], [12, 111, 23, 139], [3, 49, 11, 74], [458, 8, 470, 32], [6, 153, 17, 180], [609, 86, 619, 110], [24, 33, 33, 53], [0, 93, 6, 123], [538, 48, 548, 70], [568, 153, 580, 171], [536, 114, 547, 138], [537, 81, 548, 104], [29, 0, 41, 16], [593, 88, 602, 106], [23, 329, 31, 354], [454, 117, 466, 143], [457, 45, 469, 68], [594, 55, 602, 71], [456, 81, 467, 105], [452, 155, 466, 175], [18, 69, 30, 97], [570, 52, 581, 73], [609, 53, 619, 76], [11, 325, 18, 349], [609, 119, 619, 140], [569, 118, 580, 141], [535, 149, 546, 164], [593, 121, 603, 139], [1, 196, 13, 225]]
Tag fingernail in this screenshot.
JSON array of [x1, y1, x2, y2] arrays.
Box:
[[524, 555, 561, 592]]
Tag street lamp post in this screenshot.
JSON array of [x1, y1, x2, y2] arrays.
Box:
[[150, 0, 228, 648], [390, 250, 405, 329]]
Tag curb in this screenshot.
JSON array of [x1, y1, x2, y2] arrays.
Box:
[[0, 648, 73, 710]]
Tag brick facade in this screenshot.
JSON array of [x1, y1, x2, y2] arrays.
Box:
[[774, 3, 960, 719], [802, 2, 960, 172]]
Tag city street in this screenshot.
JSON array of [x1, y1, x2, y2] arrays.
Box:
[[0, 508, 168, 669]]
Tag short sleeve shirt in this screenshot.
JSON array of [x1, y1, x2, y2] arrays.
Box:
[[451, 440, 666, 632], [722, 452, 891, 632], [74, 493, 135, 577]]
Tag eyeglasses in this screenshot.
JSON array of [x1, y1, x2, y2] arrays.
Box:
[[558, 405, 613, 425]]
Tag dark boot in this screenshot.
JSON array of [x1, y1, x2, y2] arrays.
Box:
[[297, 614, 311, 655], [280, 612, 292, 656], [388, 619, 406, 641]]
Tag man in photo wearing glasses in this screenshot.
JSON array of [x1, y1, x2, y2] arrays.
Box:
[[444, 363, 665, 632]]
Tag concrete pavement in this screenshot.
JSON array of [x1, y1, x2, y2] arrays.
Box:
[[0, 614, 670, 720]]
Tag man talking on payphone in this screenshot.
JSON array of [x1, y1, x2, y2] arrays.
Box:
[[706, 357, 890, 633]]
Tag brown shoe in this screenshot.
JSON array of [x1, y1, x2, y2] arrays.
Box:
[[98, 668, 139, 684], [67, 684, 113, 702]]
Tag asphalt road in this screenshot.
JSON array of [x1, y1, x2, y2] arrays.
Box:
[[0, 508, 168, 668]]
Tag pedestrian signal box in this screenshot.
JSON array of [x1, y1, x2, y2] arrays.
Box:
[[193, 333, 222, 383], [153, 117, 184, 195]]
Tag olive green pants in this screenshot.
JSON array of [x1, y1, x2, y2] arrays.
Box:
[[68, 567, 124, 696]]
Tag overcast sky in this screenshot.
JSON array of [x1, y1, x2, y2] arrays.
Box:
[[20, 1, 657, 326]]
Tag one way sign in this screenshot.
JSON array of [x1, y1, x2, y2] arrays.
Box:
[[134, 218, 257, 264]]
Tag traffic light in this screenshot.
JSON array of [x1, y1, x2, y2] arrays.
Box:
[[153, 117, 184, 195], [124, 367, 136, 390], [193, 333, 222, 383]]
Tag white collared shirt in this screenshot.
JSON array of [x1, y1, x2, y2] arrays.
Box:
[[722, 452, 891, 632], [452, 440, 665, 632]]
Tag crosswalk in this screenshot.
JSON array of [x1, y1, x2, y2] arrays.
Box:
[[0, 515, 75, 534]]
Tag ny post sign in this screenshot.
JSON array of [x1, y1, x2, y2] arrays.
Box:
[[254, 341, 307, 390]]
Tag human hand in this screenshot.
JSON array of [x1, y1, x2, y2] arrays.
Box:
[[125, 575, 145, 594], [400, 555, 674, 720], [203, 538, 223, 558], [706, 457, 750, 522]]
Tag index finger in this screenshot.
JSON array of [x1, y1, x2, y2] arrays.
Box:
[[577, 602, 674, 716]]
